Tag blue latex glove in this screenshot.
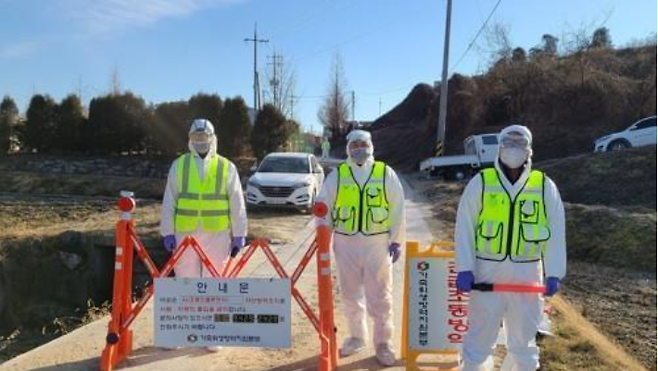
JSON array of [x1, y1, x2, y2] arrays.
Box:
[[456, 271, 475, 293], [231, 237, 246, 258], [545, 276, 560, 297], [388, 243, 401, 263], [163, 235, 176, 253]]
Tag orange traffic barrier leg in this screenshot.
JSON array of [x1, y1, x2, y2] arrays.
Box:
[[315, 202, 338, 371], [100, 192, 136, 371]]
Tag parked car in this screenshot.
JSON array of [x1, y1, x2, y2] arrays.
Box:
[[246, 153, 324, 213], [594, 116, 657, 152]]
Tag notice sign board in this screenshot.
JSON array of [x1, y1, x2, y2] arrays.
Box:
[[154, 277, 291, 348], [402, 241, 469, 370]]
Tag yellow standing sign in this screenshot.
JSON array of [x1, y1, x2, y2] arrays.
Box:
[[401, 241, 469, 371]]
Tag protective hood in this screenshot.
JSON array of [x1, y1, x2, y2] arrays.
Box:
[[345, 129, 374, 164], [496, 124, 533, 169], [188, 118, 218, 158]]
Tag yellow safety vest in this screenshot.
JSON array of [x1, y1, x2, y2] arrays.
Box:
[[174, 153, 230, 233], [475, 168, 551, 262], [333, 161, 391, 236]]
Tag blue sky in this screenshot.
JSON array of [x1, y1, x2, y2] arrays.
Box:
[[0, 0, 656, 134]]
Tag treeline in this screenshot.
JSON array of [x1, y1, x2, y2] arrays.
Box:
[[0, 92, 298, 160]]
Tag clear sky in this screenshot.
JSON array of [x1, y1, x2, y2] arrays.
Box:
[[0, 0, 656, 134]]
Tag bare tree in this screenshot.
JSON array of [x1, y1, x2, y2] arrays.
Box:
[[317, 52, 350, 143], [477, 21, 513, 67], [264, 51, 298, 119], [563, 25, 593, 86]]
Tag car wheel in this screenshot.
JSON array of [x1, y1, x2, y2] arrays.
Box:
[[445, 167, 467, 181], [608, 139, 631, 151], [452, 168, 467, 181]]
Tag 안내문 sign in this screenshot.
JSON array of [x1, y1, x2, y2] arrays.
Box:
[[154, 277, 291, 348]]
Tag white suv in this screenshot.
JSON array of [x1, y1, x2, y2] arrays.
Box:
[[594, 116, 657, 152], [246, 153, 324, 213]]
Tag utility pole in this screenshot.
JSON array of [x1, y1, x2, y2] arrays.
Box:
[[351, 90, 355, 123], [244, 23, 268, 110], [436, 0, 452, 157], [267, 51, 284, 110], [289, 94, 297, 120]]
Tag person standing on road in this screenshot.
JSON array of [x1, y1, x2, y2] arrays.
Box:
[[455, 125, 566, 371], [160, 118, 248, 352], [316, 129, 406, 367], [321, 136, 331, 159]]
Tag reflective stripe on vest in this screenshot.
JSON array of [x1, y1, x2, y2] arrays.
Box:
[[174, 154, 230, 233], [333, 161, 391, 236], [475, 168, 550, 262]]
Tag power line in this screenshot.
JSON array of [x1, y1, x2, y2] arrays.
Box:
[[450, 0, 502, 73], [267, 51, 284, 109]]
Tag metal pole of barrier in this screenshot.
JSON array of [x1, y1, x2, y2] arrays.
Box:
[[228, 242, 259, 278], [314, 202, 338, 371], [119, 216, 134, 360]]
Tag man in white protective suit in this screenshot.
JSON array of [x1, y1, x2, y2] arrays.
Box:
[[316, 129, 406, 367], [160, 118, 248, 352], [455, 125, 566, 371]]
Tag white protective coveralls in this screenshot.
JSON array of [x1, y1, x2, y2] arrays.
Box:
[[455, 129, 566, 371], [316, 137, 406, 348], [160, 128, 248, 278]]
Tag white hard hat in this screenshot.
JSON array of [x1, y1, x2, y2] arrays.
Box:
[[346, 129, 372, 144], [499, 125, 532, 147]]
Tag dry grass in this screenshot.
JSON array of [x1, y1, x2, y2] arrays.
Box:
[[541, 296, 649, 371]]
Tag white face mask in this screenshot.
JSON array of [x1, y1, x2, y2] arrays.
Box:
[[193, 142, 210, 156], [349, 147, 372, 165], [499, 147, 528, 169]]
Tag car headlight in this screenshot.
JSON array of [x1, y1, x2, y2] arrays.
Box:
[[248, 178, 260, 187], [293, 181, 312, 189], [596, 135, 612, 143]]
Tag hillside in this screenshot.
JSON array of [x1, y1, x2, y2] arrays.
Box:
[[539, 146, 657, 211], [370, 44, 657, 170], [538, 145, 657, 272]]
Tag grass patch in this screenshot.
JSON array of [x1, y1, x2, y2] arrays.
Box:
[[539, 146, 657, 210], [540, 313, 618, 371], [565, 203, 656, 272]]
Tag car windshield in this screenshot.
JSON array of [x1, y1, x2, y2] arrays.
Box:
[[258, 157, 309, 174]]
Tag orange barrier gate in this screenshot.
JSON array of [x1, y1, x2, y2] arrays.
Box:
[[100, 192, 337, 371]]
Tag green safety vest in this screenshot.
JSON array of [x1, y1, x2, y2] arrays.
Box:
[[174, 153, 230, 233], [333, 161, 391, 236], [475, 168, 551, 262]]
